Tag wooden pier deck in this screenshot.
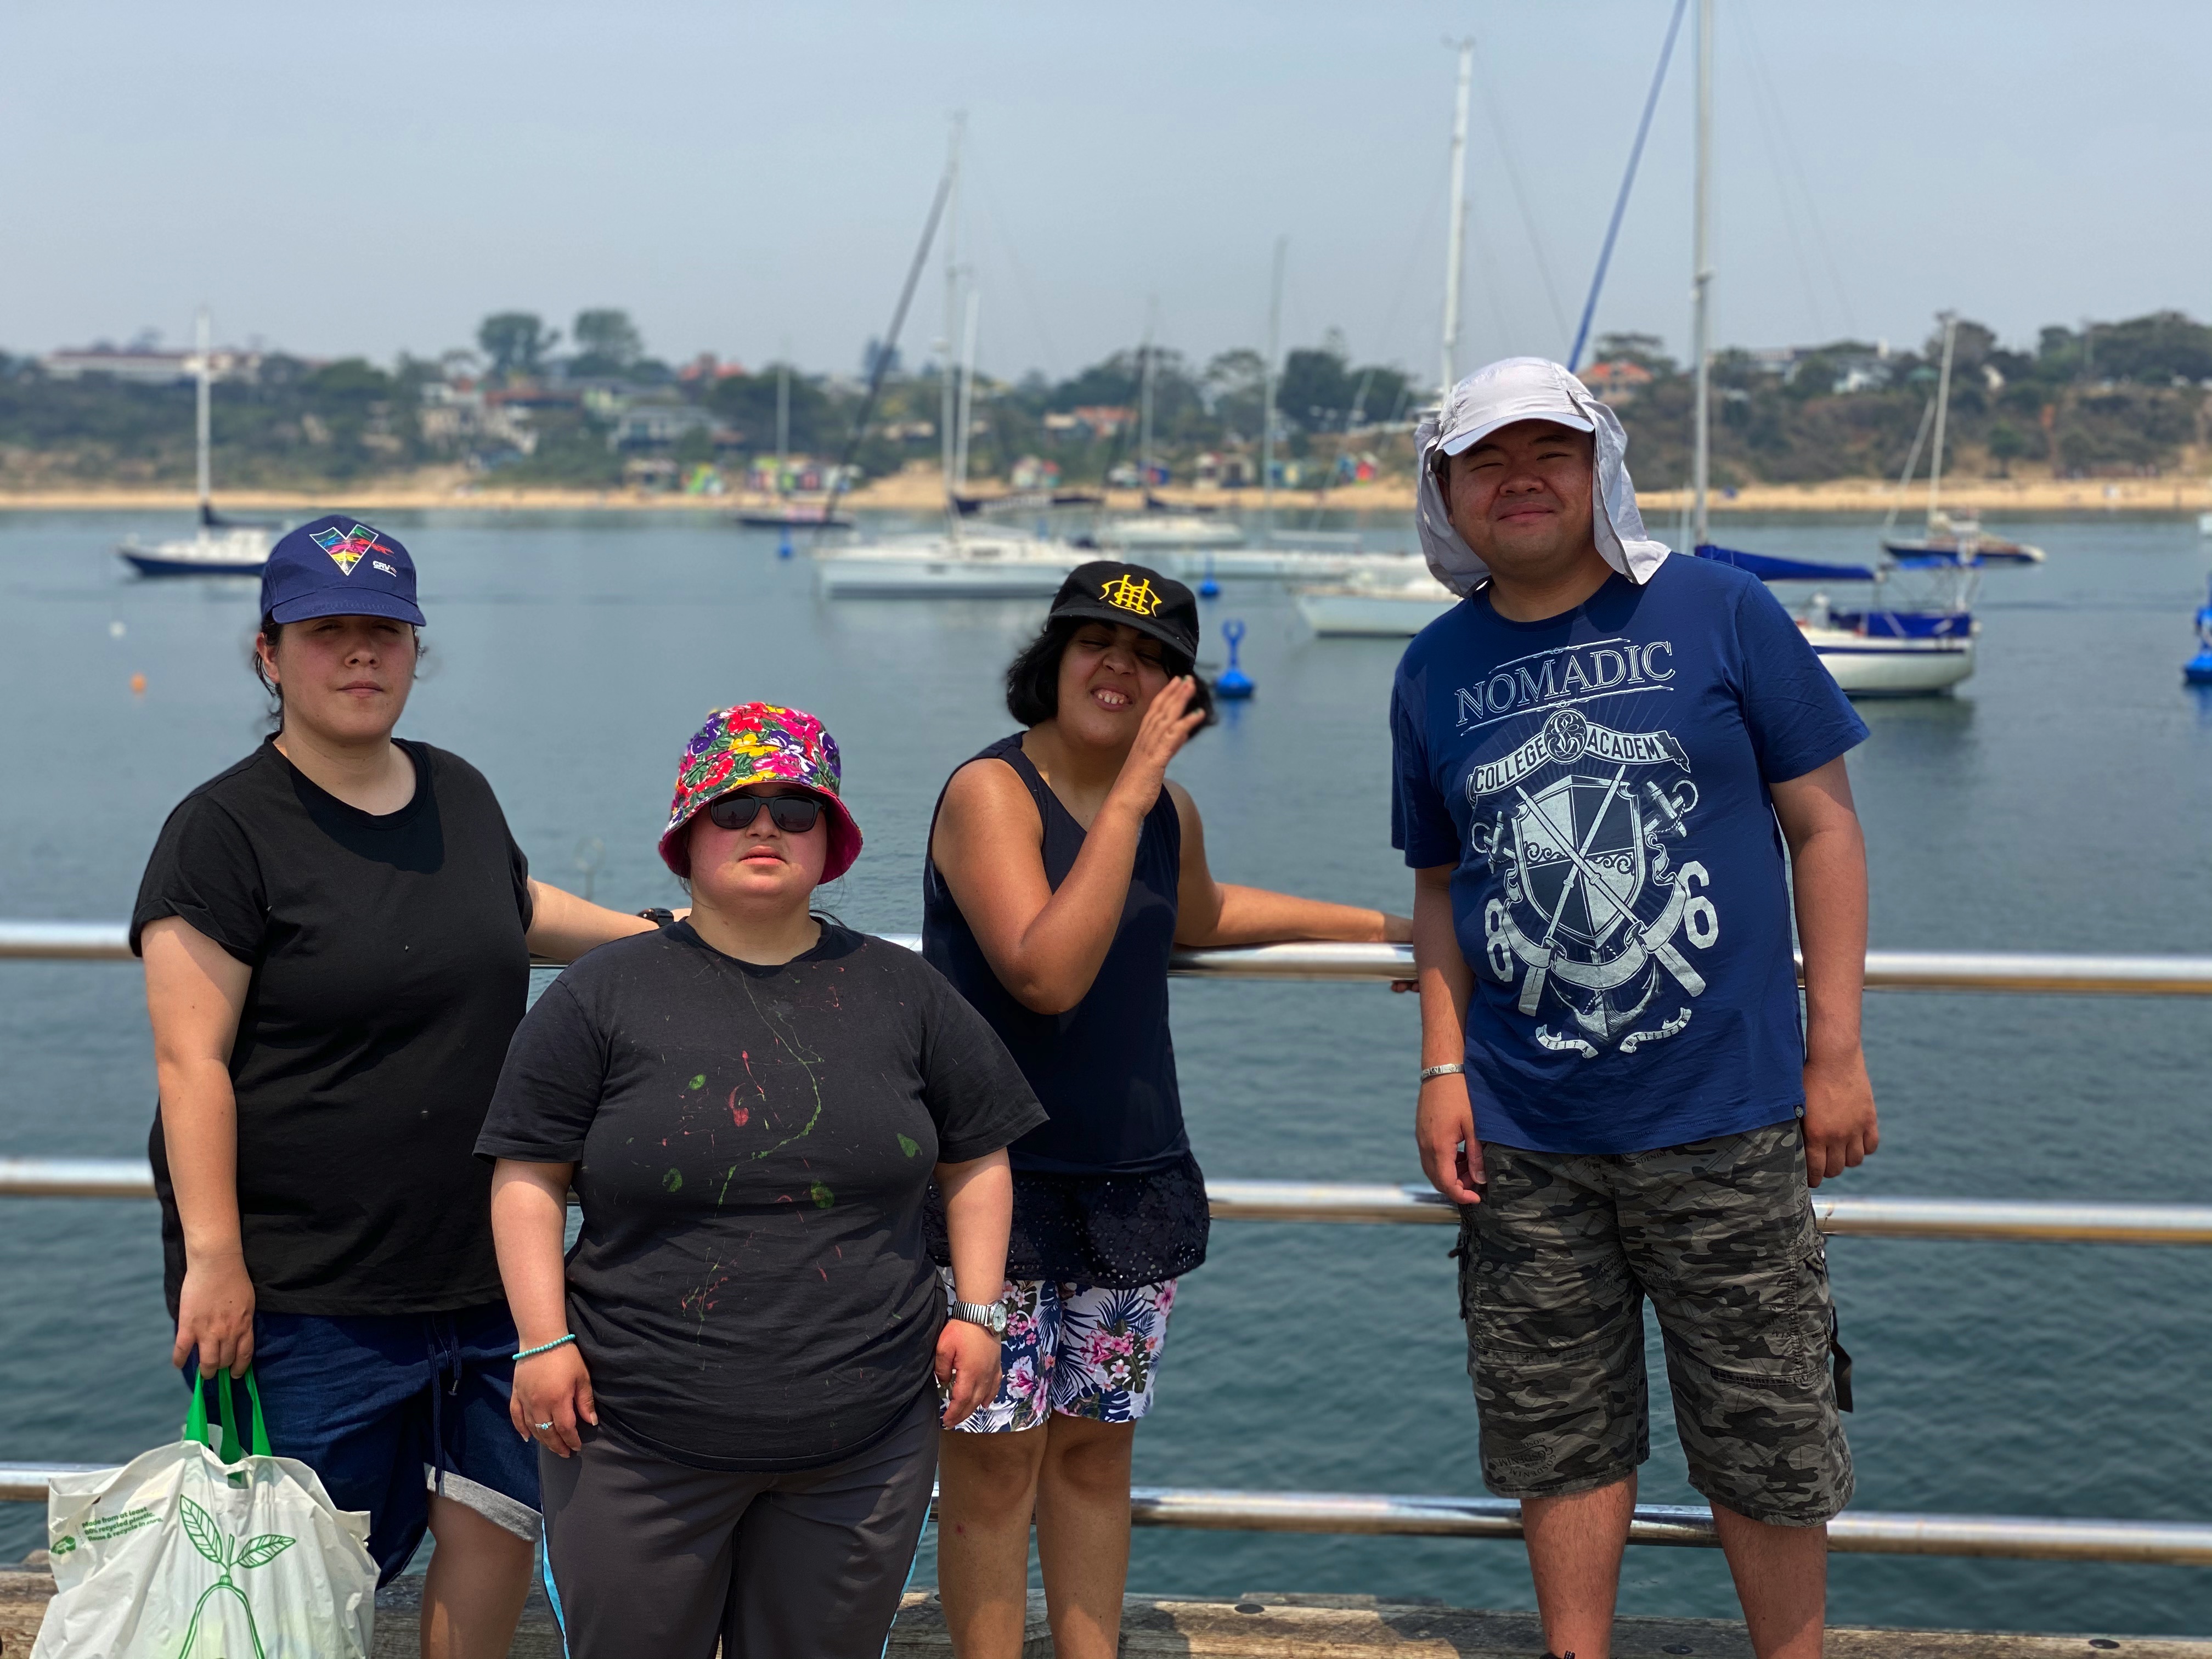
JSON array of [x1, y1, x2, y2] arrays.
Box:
[[4, 1566, 2207, 1657]]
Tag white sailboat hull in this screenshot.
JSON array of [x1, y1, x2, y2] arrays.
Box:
[[117, 526, 275, 576], [813, 535, 1086, 599], [1803, 627, 1974, 695], [1172, 550, 1423, 583], [1294, 576, 1460, 636], [1099, 516, 1245, 550]]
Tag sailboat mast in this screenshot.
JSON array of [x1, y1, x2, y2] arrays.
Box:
[[1927, 311, 1958, 531], [1882, 396, 1937, 537], [775, 360, 790, 483], [954, 289, 981, 487], [1138, 297, 1158, 490], [1440, 41, 1473, 403], [1690, 0, 1713, 551], [938, 112, 964, 498], [194, 307, 212, 523], [1262, 236, 1285, 523]]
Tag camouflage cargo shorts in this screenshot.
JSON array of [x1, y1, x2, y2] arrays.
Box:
[[1457, 1121, 1853, 1527]]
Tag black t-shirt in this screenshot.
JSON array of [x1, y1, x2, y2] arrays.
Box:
[[132, 737, 534, 1318], [475, 922, 1046, 1472]]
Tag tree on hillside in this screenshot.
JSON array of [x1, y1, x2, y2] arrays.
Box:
[[2083, 311, 2212, 385], [705, 365, 834, 455], [478, 313, 560, 382], [1925, 318, 1997, 370], [1048, 352, 1139, 410], [1203, 349, 1266, 437], [571, 309, 645, 377], [1046, 347, 1206, 428], [1278, 348, 1351, 431], [1591, 332, 1678, 376]]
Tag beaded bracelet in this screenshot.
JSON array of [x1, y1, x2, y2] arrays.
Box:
[[513, 1334, 577, 1362]]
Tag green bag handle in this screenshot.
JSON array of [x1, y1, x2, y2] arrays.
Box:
[[185, 1369, 272, 1462]]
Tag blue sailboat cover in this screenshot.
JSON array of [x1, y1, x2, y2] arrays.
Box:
[[1694, 543, 1877, 583]]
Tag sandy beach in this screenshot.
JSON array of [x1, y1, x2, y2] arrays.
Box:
[[4, 464, 2207, 517]]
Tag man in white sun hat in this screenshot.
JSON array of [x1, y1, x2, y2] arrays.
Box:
[[1392, 357, 1879, 1659]]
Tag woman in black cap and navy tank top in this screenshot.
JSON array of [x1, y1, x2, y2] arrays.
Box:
[[923, 561, 1410, 1659]]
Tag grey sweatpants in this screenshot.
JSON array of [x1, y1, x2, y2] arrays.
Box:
[[539, 1391, 938, 1659]]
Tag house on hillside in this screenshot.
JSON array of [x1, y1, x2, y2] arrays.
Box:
[[607, 400, 720, 450], [43, 345, 263, 384], [1044, 405, 1137, 442], [420, 379, 538, 455], [1577, 360, 1654, 403]]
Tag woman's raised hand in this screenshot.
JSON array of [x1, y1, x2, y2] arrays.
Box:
[[1110, 676, 1206, 814], [511, 1343, 598, 1457]]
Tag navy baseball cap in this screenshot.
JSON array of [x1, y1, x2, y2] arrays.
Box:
[[259, 515, 425, 626]]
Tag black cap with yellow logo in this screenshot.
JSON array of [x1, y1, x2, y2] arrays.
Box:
[[1047, 561, 1201, 661]]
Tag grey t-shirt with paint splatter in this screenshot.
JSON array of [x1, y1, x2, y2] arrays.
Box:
[[478, 920, 1045, 1471]]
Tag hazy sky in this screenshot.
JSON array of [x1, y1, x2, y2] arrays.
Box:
[[5, 2, 2207, 385]]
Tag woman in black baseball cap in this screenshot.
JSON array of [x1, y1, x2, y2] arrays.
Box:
[[921, 560, 1411, 1659]]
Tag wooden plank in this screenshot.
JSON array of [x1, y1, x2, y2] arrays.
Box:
[[5, 1568, 2208, 1656]]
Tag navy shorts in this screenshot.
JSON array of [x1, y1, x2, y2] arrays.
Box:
[[183, 1301, 541, 1583]]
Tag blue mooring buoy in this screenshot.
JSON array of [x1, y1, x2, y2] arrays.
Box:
[[1198, 553, 1221, 599], [2186, 577, 2212, 685], [1214, 619, 1255, 699], [777, 526, 794, 560]]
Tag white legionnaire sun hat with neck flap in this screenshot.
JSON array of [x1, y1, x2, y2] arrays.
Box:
[[1414, 355, 1673, 597]]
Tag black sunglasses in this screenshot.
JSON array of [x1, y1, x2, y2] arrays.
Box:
[[706, 792, 823, 833]]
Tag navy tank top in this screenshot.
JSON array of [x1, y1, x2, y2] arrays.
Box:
[[923, 733, 1189, 1175]]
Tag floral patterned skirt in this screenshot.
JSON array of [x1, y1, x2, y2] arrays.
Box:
[[941, 1273, 1178, 1431]]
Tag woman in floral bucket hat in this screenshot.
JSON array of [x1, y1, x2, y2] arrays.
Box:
[[479, 702, 1045, 1659]]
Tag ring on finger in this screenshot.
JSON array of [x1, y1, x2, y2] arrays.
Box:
[[532, 1421, 555, 1432]]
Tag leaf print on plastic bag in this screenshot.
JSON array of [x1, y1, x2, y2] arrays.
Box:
[[236, 1533, 296, 1569], [179, 1496, 224, 1566]]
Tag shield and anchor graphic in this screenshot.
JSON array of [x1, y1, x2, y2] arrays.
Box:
[[1491, 761, 1707, 1053], [1513, 774, 1647, 952]]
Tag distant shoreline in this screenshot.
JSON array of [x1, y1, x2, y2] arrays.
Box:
[[3, 473, 2207, 517]]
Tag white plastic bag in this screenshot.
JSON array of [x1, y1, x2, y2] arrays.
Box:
[[33, 1370, 377, 1658]]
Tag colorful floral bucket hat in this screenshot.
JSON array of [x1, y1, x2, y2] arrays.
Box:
[[658, 703, 862, 881]]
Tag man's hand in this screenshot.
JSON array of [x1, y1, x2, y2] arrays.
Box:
[[1417, 1073, 1486, 1204], [935, 1319, 1004, 1427], [1802, 1047, 1879, 1188]]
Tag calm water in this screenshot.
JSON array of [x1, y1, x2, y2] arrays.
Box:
[[3, 507, 2209, 1633]]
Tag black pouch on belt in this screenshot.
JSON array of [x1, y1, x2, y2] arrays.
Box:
[[1827, 1304, 1854, 1413]]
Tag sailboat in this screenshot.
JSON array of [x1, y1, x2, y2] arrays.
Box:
[[1880, 320, 2043, 565], [1294, 46, 1473, 638], [732, 362, 855, 530], [1094, 321, 1244, 552], [1645, 16, 2012, 695], [117, 310, 281, 578], [1701, 311, 2045, 695], [814, 122, 1088, 600]]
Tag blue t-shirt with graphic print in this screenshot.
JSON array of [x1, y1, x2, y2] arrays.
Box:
[[1390, 554, 1869, 1156]]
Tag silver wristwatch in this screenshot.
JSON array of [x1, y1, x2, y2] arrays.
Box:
[[1419, 1062, 1466, 1083], [950, 1300, 1008, 1335]]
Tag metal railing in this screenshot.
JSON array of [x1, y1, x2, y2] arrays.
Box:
[[8, 1160, 2212, 1248], [5, 918, 2211, 1572], [0, 1460, 2203, 1565], [9, 919, 2212, 996]]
